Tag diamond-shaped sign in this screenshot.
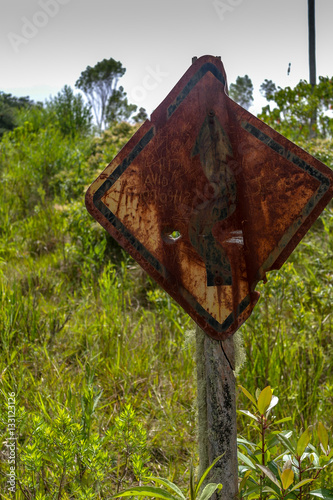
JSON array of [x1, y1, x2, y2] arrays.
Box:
[[86, 55, 333, 341]]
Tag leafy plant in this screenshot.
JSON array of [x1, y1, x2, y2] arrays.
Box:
[[108, 403, 151, 492], [258, 77, 333, 141], [0, 91, 34, 136], [46, 85, 93, 139], [229, 75, 254, 110], [113, 454, 224, 500], [4, 386, 108, 499], [237, 386, 333, 499], [1, 77, 333, 498]]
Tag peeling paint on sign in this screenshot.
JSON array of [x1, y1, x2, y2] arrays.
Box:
[[86, 55, 333, 341]]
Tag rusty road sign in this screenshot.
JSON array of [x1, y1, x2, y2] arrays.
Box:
[[86, 55, 333, 341]]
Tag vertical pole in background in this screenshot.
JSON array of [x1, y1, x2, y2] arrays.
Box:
[[308, 0, 317, 137], [308, 0, 316, 87], [196, 326, 238, 499]]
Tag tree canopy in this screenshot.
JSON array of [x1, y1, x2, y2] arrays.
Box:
[[75, 58, 147, 130], [229, 75, 254, 110], [46, 85, 93, 138], [258, 76, 333, 141], [106, 86, 148, 125], [259, 79, 277, 100], [227, 73, 333, 142], [75, 58, 126, 131], [0, 92, 34, 137]]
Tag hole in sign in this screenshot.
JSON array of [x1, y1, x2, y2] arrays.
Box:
[[162, 228, 182, 243]]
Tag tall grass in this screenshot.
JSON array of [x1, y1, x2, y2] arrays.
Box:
[[0, 116, 332, 496], [237, 202, 333, 429]]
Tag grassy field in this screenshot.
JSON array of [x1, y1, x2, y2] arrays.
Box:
[[0, 116, 332, 498]]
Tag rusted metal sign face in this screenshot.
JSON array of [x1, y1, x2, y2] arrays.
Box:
[[86, 55, 333, 341]]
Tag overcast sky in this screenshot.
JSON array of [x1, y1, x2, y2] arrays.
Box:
[[1, 0, 333, 115]]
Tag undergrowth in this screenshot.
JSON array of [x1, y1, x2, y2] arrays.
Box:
[[0, 109, 332, 497]]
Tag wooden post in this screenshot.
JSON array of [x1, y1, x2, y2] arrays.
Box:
[[196, 326, 238, 499]]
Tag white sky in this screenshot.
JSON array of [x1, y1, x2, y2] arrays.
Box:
[[1, 0, 333, 115]]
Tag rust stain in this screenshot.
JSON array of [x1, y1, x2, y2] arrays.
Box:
[[85, 55, 333, 341]]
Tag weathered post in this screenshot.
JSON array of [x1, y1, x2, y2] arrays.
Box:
[[196, 326, 238, 498]]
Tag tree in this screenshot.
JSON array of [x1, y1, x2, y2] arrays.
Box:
[[106, 86, 138, 125], [46, 85, 93, 138], [106, 86, 148, 126], [0, 92, 34, 137], [229, 75, 254, 110], [132, 107, 148, 124], [259, 79, 277, 100], [258, 76, 333, 142], [0, 97, 16, 136], [75, 58, 126, 131]]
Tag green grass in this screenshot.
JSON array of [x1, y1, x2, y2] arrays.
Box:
[[238, 202, 333, 428], [0, 117, 332, 497]]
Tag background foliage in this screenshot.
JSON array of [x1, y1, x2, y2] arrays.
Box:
[[0, 69, 332, 498]]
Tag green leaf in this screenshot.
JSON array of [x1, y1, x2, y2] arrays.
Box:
[[239, 470, 252, 492], [282, 459, 292, 472], [238, 451, 257, 469], [281, 468, 294, 490], [297, 428, 311, 457], [290, 479, 314, 492], [318, 422, 329, 452], [239, 385, 258, 409], [237, 410, 259, 422], [277, 433, 296, 455], [272, 417, 292, 426], [113, 486, 179, 500], [190, 464, 195, 500], [197, 483, 222, 500], [195, 453, 225, 497], [237, 437, 257, 450], [147, 477, 185, 500], [257, 386, 273, 415], [318, 455, 333, 466], [242, 484, 262, 497], [256, 464, 281, 488], [267, 395, 279, 413], [268, 460, 280, 480], [323, 458, 333, 469], [309, 489, 333, 499], [262, 486, 280, 495]]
